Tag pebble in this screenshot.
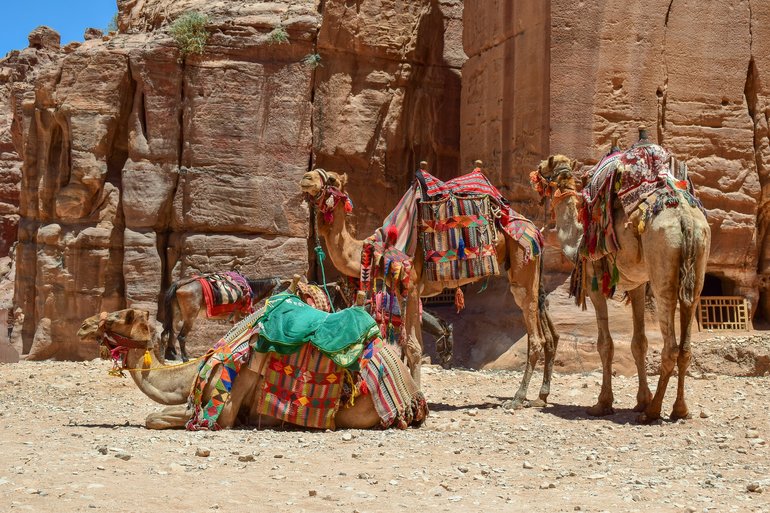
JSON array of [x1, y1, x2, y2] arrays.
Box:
[[238, 455, 255, 462], [539, 482, 556, 489], [747, 482, 763, 493], [196, 448, 211, 457], [342, 433, 353, 441], [699, 410, 711, 418], [523, 461, 534, 469], [114, 452, 131, 461], [308, 490, 317, 497]]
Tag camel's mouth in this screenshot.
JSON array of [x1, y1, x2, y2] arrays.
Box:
[[299, 176, 320, 197]]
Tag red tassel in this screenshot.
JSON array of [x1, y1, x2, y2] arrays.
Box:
[[386, 225, 398, 246], [454, 287, 465, 314]]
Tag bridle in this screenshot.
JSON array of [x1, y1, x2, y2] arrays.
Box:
[[96, 313, 150, 376], [307, 169, 353, 225], [531, 162, 582, 208]]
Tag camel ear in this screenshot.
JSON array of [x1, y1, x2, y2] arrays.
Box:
[[570, 159, 578, 171], [125, 309, 134, 324], [548, 156, 555, 171], [339, 173, 348, 188]]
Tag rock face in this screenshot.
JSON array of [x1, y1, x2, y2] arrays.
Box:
[[3, 1, 770, 365], [8, 1, 463, 359]]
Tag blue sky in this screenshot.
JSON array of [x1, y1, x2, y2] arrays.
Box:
[[0, 1, 117, 57]]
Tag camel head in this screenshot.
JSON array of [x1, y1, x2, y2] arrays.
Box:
[[299, 168, 353, 225], [78, 309, 153, 358], [530, 155, 579, 203]]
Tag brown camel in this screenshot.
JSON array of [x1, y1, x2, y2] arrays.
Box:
[[534, 151, 710, 422], [161, 274, 283, 362], [299, 169, 559, 409], [78, 308, 386, 430]]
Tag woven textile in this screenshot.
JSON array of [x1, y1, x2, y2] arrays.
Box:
[[198, 271, 253, 317], [296, 282, 332, 313], [418, 168, 544, 263], [359, 338, 428, 429], [258, 344, 344, 429], [186, 336, 254, 431], [419, 194, 499, 281]]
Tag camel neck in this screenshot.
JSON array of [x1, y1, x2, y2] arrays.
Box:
[[552, 194, 584, 263], [317, 207, 364, 278], [124, 348, 199, 406]]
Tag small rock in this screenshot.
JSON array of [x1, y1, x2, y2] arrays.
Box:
[[747, 482, 763, 493], [523, 461, 534, 469], [114, 452, 131, 461], [539, 482, 556, 489], [196, 448, 211, 457], [684, 507, 697, 513], [308, 490, 317, 497], [238, 455, 255, 462], [342, 433, 353, 441], [699, 410, 711, 419], [457, 466, 469, 473], [97, 446, 108, 455]]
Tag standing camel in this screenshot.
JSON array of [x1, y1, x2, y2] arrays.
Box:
[[161, 274, 282, 362], [299, 168, 559, 409], [78, 308, 416, 430], [533, 146, 710, 422]]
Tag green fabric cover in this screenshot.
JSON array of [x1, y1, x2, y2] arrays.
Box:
[[254, 292, 380, 369]]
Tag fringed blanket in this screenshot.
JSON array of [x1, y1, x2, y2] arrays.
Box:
[[198, 271, 253, 317], [258, 344, 344, 429], [572, 142, 706, 306], [186, 313, 258, 430], [296, 282, 332, 313], [359, 338, 428, 429]]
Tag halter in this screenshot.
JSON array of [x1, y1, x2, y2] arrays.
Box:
[[530, 163, 581, 207], [97, 314, 151, 376], [309, 169, 353, 225]]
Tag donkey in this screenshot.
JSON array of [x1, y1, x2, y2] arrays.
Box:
[[161, 274, 283, 362]]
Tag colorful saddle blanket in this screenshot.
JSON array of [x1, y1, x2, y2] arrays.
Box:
[[185, 295, 427, 431], [580, 142, 703, 261], [360, 167, 543, 290], [198, 271, 253, 317]]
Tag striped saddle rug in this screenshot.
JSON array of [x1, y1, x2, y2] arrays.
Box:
[[198, 272, 253, 317]]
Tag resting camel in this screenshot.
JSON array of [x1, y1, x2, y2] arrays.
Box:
[[161, 275, 282, 362], [534, 150, 710, 422], [78, 308, 385, 430], [299, 168, 559, 409]]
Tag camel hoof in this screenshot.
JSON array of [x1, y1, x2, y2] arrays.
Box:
[[528, 399, 547, 408], [502, 399, 524, 410], [586, 404, 615, 417], [636, 412, 661, 424], [670, 410, 691, 421], [632, 402, 649, 413]]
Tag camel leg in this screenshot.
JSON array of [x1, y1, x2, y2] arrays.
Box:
[[215, 367, 258, 429], [628, 285, 653, 412], [504, 281, 543, 410], [335, 395, 381, 429], [145, 405, 191, 429], [670, 299, 696, 420], [402, 291, 424, 389], [586, 287, 615, 416], [538, 293, 560, 404], [639, 291, 678, 423]]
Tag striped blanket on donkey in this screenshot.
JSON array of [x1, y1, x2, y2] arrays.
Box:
[[186, 292, 427, 430], [573, 141, 705, 302], [197, 271, 254, 317]]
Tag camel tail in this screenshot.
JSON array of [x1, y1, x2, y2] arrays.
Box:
[[679, 213, 697, 307], [162, 281, 179, 343]]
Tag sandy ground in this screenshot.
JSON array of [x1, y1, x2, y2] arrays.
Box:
[[1, 353, 769, 513]]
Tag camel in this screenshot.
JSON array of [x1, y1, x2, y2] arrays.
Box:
[[79, 308, 394, 430], [533, 147, 710, 422], [299, 168, 559, 409], [161, 274, 283, 362]]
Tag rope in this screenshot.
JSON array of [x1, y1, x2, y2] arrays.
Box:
[[108, 349, 209, 376], [312, 200, 336, 313]]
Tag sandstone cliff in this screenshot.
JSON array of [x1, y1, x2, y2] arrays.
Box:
[[3, 1, 770, 369], [9, 0, 463, 359]]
